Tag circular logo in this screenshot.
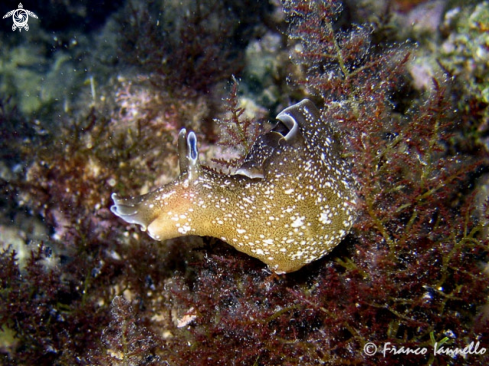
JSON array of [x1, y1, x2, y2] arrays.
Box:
[[3, 4, 38, 32], [363, 342, 377, 356], [12, 9, 28, 29]]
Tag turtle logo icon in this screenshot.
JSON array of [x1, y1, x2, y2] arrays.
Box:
[[3, 3, 38, 32]]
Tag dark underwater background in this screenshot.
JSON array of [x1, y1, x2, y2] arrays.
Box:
[[1, 0, 489, 365]]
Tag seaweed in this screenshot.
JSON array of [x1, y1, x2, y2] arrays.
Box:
[[0, 1, 488, 365]]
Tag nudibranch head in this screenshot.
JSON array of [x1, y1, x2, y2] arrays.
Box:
[[111, 99, 357, 274]]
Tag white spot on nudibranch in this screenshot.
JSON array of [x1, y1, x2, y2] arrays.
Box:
[[291, 216, 305, 228]]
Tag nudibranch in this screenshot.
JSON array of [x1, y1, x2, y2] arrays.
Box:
[[111, 99, 357, 274]]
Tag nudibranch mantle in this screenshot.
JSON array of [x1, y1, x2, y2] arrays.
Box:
[[111, 99, 357, 274]]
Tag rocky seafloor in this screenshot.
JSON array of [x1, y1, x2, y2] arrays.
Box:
[[1, 0, 489, 365]]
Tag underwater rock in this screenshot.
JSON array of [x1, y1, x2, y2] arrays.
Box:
[[111, 100, 357, 273]]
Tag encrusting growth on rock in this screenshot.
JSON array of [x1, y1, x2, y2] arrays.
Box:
[[111, 100, 357, 273]]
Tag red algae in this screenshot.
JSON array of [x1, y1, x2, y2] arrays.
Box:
[[0, 1, 488, 365]]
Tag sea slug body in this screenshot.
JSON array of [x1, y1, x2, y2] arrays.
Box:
[[111, 99, 357, 273]]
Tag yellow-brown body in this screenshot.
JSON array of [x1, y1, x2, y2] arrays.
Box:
[[111, 100, 356, 273]]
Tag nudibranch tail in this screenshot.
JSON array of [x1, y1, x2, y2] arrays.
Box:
[[111, 99, 357, 274]]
